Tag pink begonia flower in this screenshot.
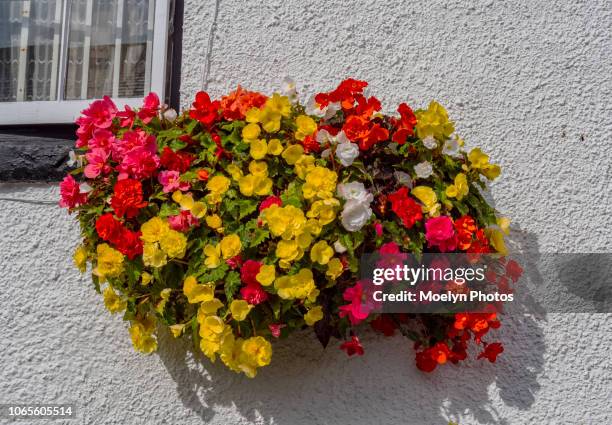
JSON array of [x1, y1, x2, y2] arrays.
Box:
[[167, 210, 199, 232], [377, 241, 407, 269], [374, 221, 383, 236], [258, 195, 282, 212], [137, 92, 160, 124], [116, 147, 160, 180], [158, 170, 190, 193], [117, 105, 136, 128], [59, 175, 87, 208], [268, 323, 286, 338], [240, 282, 268, 305], [84, 148, 111, 178], [338, 281, 377, 325], [75, 96, 118, 146], [88, 128, 115, 151], [425, 216, 457, 252], [112, 129, 157, 162]]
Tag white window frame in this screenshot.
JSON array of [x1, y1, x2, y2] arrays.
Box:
[[0, 0, 170, 125]]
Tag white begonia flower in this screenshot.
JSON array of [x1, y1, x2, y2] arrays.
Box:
[[80, 182, 92, 193], [442, 137, 461, 157], [334, 240, 347, 253], [337, 182, 373, 204], [422, 135, 438, 150], [163, 108, 178, 122], [316, 129, 349, 146], [341, 200, 373, 232], [67, 150, 83, 168], [414, 161, 433, 179], [335, 141, 359, 166], [394, 171, 413, 188], [305, 95, 340, 120], [281, 77, 297, 101]]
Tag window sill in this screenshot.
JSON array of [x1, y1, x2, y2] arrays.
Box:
[[0, 127, 75, 182]]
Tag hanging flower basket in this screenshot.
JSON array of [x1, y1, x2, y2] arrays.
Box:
[[60, 79, 520, 377]]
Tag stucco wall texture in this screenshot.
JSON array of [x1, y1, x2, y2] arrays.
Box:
[[1, 0, 611, 424]]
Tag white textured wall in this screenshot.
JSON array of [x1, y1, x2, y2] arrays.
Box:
[[1, 0, 611, 423]]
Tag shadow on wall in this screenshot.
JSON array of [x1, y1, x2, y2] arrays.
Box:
[[156, 226, 546, 425]]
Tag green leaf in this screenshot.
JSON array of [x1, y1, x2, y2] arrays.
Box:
[[180, 171, 198, 182], [224, 271, 241, 303], [250, 228, 270, 248], [159, 202, 180, 218], [197, 263, 229, 282]]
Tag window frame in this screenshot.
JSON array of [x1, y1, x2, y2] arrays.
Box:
[[0, 0, 171, 125]]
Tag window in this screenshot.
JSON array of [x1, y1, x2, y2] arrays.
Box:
[[0, 0, 171, 125]]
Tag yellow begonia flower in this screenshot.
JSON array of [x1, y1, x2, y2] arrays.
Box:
[[237, 336, 272, 378], [206, 214, 222, 229], [239, 174, 258, 196], [256, 264, 276, 286], [281, 144, 304, 165], [310, 240, 334, 265], [129, 316, 157, 354], [73, 245, 87, 273], [261, 204, 307, 239], [239, 172, 272, 197], [140, 271, 152, 286], [140, 216, 170, 243], [265, 93, 292, 117], [304, 306, 324, 326], [302, 167, 337, 200], [159, 229, 187, 259], [267, 138, 283, 155], [326, 258, 344, 280], [190, 201, 207, 218], [245, 107, 262, 123], [307, 198, 339, 225], [199, 298, 224, 316], [276, 239, 301, 262], [156, 288, 172, 314], [304, 219, 322, 236], [415, 101, 455, 140], [445, 173, 469, 201], [230, 300, 253, 321], [295, 231, 313, 249], [486, 228, 508, 256], [220, 234, 241, 259], [468, 148, 501, 180], [94, 243, 124, 281], [203, 243, 221, 268], [411, 186, 440, 216], [250, 139, 268, 159], [294, 155, 315, 179], [169, 324, 186, 338], [179, 194, 195, 210], [497, 217, 511, 235], [274, 269, 319, 301], [198, 314, 234, 362], [242, 123, 261, 141], [143, 242, 167, 268], [227, 163, 243, 180], [103, 286, 126, 313], [255, 177, 272, 196], [295, 115, 317, 141], [183, 275, 215, 303], [172, 190, 183, 203], [207, 175, 231, 195], [248, 160, 268, 177]]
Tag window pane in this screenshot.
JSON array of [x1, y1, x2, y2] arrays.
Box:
[[64, 0, 154, 100], [0, 0, 63, 102]]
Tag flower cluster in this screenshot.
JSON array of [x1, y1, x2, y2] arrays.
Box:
[[62, 79, 519, 377]]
